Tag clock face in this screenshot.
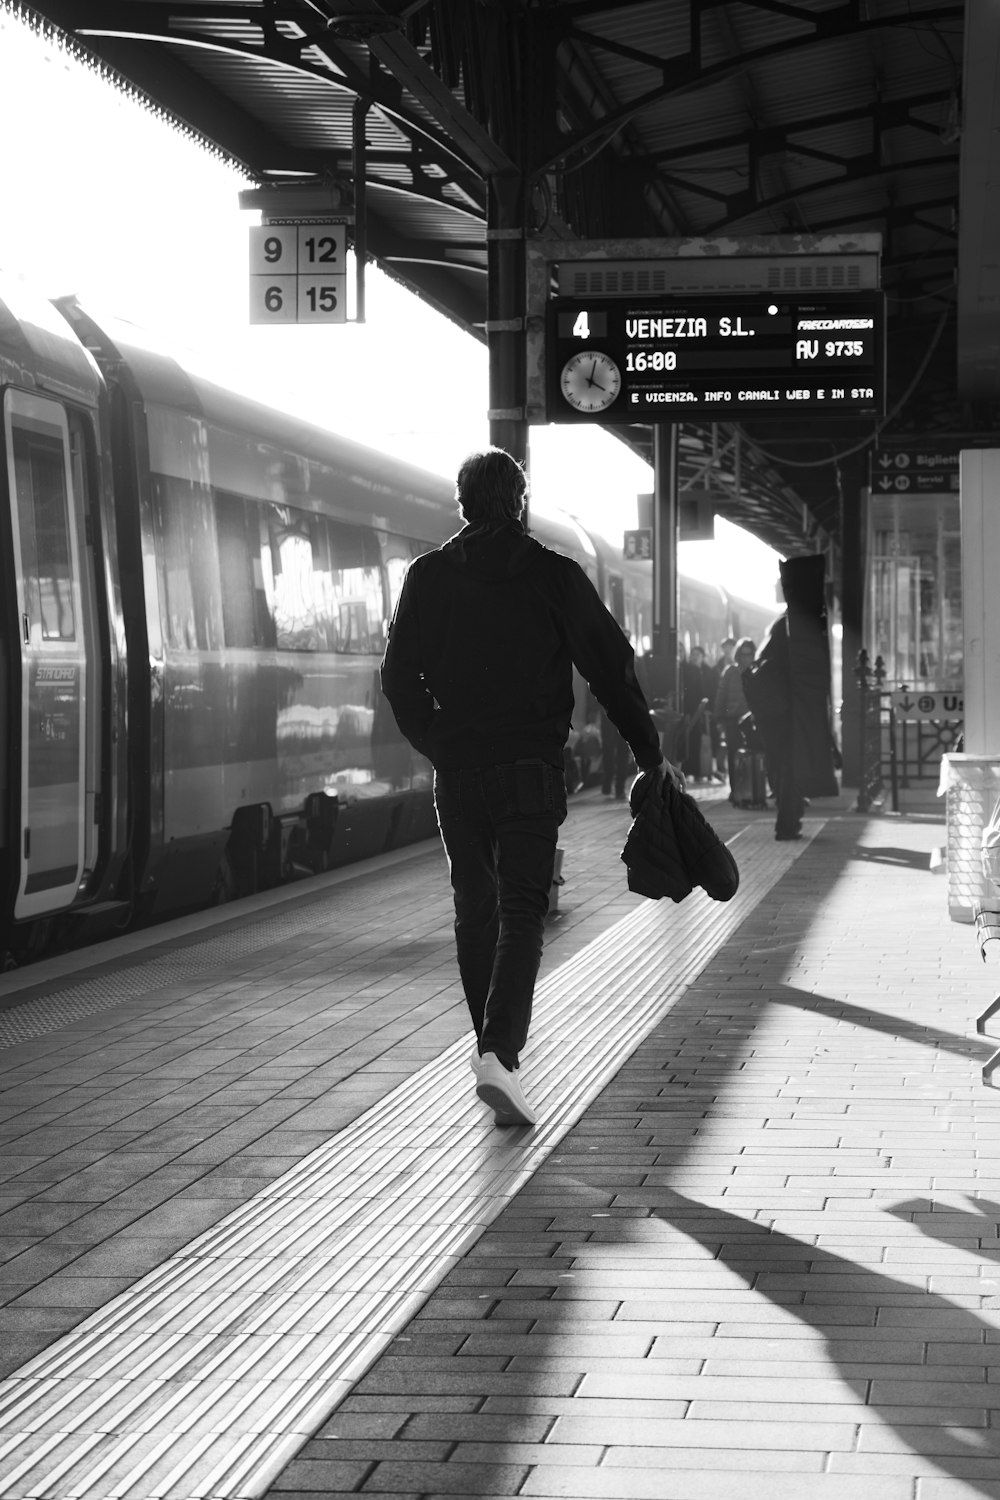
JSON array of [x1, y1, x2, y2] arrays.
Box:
[[560, 351, 622, 413]]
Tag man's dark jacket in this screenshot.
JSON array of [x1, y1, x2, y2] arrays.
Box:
[[621, 774, 739, 903], [379, 519, 663, 771]]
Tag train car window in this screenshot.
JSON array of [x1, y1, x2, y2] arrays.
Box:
[[380, 533, 424, 615], [266, 505, 324, 652], [151, 476, 223, 651], [308, 516, 339, 652], [326, 519, 385, 655], [11, 423, 76, 641], [260, 505, 388, 654], [215, 490, 275, 648]]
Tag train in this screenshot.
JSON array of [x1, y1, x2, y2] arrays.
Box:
[[0, 275, 776, 965]]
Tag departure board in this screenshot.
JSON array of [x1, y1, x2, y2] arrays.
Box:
[[545, 291, 885, 422]]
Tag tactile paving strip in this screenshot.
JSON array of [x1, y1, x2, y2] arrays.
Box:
[[0, 821, 818, 1500]]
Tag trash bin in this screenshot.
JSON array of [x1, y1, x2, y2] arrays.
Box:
[[940, 754, 1000, 922]]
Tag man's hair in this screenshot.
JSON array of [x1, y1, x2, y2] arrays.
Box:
[[456, 448, 527, 523]]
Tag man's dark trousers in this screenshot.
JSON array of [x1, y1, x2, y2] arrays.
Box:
[[766, 746, 805, 839], [433, 760, 567, 1070]]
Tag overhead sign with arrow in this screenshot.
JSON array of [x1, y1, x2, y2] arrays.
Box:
[[892, 689, 964, 721], [870, 447, 959, 494], [869, 438, 995, 495]]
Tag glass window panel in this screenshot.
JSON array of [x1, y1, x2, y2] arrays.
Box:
[[866, 493, 961, 688], [214, 490, 278, 649], [12, 425, 75, 641], [327, 519, 385, 655], [266, 504, 325, 651], [380, 532, 424, 616], [151, 476, 223, 651], [259, 506, 394, 655]]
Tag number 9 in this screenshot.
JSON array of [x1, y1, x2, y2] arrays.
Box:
[[264, 237, 283, 264]]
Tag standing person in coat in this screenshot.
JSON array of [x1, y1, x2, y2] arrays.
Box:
[[380, 448, 678, 1127], [743, 555, 840, 840], [600, 706, 632, 800], [681, 644, 715, 779], [714, 636, 757, 802], [708, 638, 734, 776]]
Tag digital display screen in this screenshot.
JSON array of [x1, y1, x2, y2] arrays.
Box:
[[545, 291, 885, 422]]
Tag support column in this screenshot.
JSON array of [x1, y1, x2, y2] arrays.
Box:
[[486, 173, 528, 473], [352, 99, 369, 324], [840, 455, 866, 786], [651, 423, 679, 708]]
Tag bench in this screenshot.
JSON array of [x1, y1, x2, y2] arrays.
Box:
[[974, 905, 1000, 1084]]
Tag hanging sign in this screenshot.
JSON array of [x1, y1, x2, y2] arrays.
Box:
[[546, 291, 885, 422], [249, 223, 347, 324]]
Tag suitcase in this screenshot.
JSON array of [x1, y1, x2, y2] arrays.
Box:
[[698, 730, 714, 780], [734, 748, 768, 809]]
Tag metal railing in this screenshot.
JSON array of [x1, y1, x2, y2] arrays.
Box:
[[854, 651, 964, 813], [855, 650, 890, 812]]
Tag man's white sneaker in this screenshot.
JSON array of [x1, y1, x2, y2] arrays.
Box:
[[475, 1051, 536, 1126]]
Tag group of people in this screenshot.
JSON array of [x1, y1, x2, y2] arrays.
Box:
[[381, 447, 839, 1127], [680, 636, 756, 788]]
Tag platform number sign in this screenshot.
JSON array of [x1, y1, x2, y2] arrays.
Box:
[[249, 224, 347, 324]]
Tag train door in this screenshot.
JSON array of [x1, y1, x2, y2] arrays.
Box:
[[3, 390, 88, 918]]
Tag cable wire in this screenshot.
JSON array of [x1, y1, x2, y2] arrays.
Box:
[[741, 304, 952, 469]]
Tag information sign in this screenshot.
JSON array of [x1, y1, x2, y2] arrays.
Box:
[[249, 223, 347, 324], [892, 688, 964, 721], [546, 291, 885, 423], [869, 444, 977, 495], [624, 528, 652, 560]]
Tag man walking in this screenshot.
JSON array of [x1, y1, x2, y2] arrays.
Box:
[[380, 448, 668, 1126]]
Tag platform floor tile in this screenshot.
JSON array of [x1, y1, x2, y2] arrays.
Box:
[[260, 808, 1000, 1500], [0, 798, 803, 1497]]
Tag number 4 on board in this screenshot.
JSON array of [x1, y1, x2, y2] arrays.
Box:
[[573, 311, 591, 340]]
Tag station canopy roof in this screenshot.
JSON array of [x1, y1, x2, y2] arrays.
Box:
[[13, 0, 998, 560]]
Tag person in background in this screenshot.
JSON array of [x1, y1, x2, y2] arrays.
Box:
[[380, 448, 675, 1127], [711, 637, 735, 700], [715, 636, 757, 802], [743, 555, 840, 840], [708, 637, 735, 776], [600, 706, 632, 800], [681, 643, 715, 779]]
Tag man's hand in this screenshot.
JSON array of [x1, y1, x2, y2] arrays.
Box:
[[629, 759, 684, 808], [663, 759, 685, 790]]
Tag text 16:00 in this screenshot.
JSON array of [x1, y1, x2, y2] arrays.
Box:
[[624, 351, 677, 372]]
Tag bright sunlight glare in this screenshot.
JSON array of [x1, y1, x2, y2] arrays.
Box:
[[0, 9, 781, 607]]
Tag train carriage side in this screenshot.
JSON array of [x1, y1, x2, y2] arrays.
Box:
[[56, 301, 459, 913], [0, 278, 128, 960]]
